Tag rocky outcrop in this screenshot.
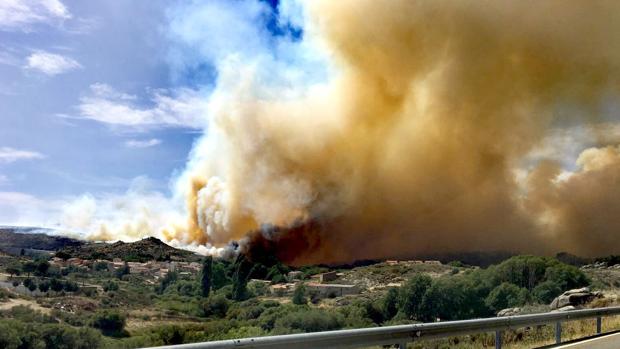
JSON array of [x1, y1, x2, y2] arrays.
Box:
[[497, 307, 521, 317], [550, 287, 602, 310]]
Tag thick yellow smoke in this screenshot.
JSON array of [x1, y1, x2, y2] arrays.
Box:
[[173, 0, 620, 264]]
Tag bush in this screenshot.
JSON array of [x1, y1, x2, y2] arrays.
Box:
[[203, 294, 230, 318], [91, 311, 126, 336], [102, 281, 119, 292], [50, 278, 64, 292], [544, 264, 589, 291], [273, 308, 344, 334], [532, 280, 563, 304], [485, 282, 529, 312], [38, 280, 50, 293], [398, 274, 432, 320], [382, 288, 399, 320], [292, 284, 307, 305]]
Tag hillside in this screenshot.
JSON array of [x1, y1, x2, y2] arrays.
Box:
[[0, 226, 83, 253], [58, 236, 201, 262]]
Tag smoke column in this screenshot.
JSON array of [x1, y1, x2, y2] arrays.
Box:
[[106, 0, 620, 264]]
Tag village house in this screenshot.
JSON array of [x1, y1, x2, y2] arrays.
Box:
[[306, 282, 359, 297], [318, 271, 338, 283]]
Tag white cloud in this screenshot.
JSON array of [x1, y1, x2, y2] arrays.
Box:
[[0, 0, 71, 32], [0, 147, 44, 163], [25, 51, 82, 75], [125, 138, 162, 148], [75, 83, 208, 129]]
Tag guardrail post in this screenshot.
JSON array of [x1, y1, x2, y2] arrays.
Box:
[[555, 321, 562, 344], [495, 330, 502, 349], [596, 316, 602, 334], [397, 341, 407, 349]]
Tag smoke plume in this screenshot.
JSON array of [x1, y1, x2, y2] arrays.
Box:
[[60, 1, 620, 265]]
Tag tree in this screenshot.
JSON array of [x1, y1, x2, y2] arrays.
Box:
[[36, 260, 50, 276], [211, 262, 231, 290], [157, 271, 178, 294], [50, 278, 64, 292], [485, 282, 529, 312], [532, 280, 563, 304], [38, 280, 50, 293], [22, 261, 36, 277], [27, 280, 37, 292], [91, 311, 126, 336], [64, 280, 79, 292], [55, 250, 71, 260], [398, 274, 432, 320], [201, 256, 213, 297], [5, 263, 21, 277], [382, 287, 399, 320], [115, 262, 130, 279], [232, 256, 255, 301], [292, 283, 307, 305]]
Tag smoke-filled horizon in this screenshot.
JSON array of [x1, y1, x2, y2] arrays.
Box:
[[55, 1, 620, 264]]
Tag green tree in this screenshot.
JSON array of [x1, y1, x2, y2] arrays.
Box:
[[202, 294, 230, 318], [232, 256, 254, 301], [22, 261, 36, 277], [38, 280, 50, 293], [157, 271, 178, 294], [382, 287, 399, 320], [0, 322, 21, 349], [485, 282, 529, 312], [398, 274, 432, 320], [91, 311, 126, 336], [292, 283, 307, 305], [212, 261, 232, 290], [36, 260, 50, 276], [50, 278, 64, 292], [544, 264, 589, 291], [201, 256, 213, 297], [115, 261, 130, 279], [532, 280, 563, 304]]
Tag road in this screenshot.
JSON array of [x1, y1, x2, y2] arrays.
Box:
[[553, 332, 620, 349]]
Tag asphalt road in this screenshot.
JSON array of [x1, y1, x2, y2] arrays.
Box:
[[553, 332, 620, 349]]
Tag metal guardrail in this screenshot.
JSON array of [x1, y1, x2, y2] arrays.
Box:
[[145, 306, 620, 349]]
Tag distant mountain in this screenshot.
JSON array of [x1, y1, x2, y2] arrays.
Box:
[[0, 226, 83, 254], [58, 236, 201, 262]]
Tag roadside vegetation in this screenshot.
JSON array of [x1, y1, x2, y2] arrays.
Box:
[[0, 250, 613, 349]]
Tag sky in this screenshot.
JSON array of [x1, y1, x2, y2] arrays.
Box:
[[0, 0, 307, 228]]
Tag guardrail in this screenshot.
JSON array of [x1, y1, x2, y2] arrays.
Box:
[[145, 306, 620, 349]]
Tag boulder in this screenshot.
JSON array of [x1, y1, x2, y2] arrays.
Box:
[[550, 287, 601, 309], [552, 305, 577, 312], [497, 307, 521, 317]]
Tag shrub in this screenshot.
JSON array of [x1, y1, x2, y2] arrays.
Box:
[[291, 283, 307, 305], [201, 256, 213, 297], [398, 274, 432, 320], [50, 278, 63, 292], [273, 308, 344, 334], [544, 264, 589, 291], [485, 282, 529, 312], [91, 311, 126, 336], [203, 294, 230, 318], [382, 288, 399, 320], [38, 280, 50, 293], [102, 281, 119, 292], [532, 280, 563, 304]]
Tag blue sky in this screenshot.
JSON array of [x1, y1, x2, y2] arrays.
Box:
[[0, 0, 306, 225]]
